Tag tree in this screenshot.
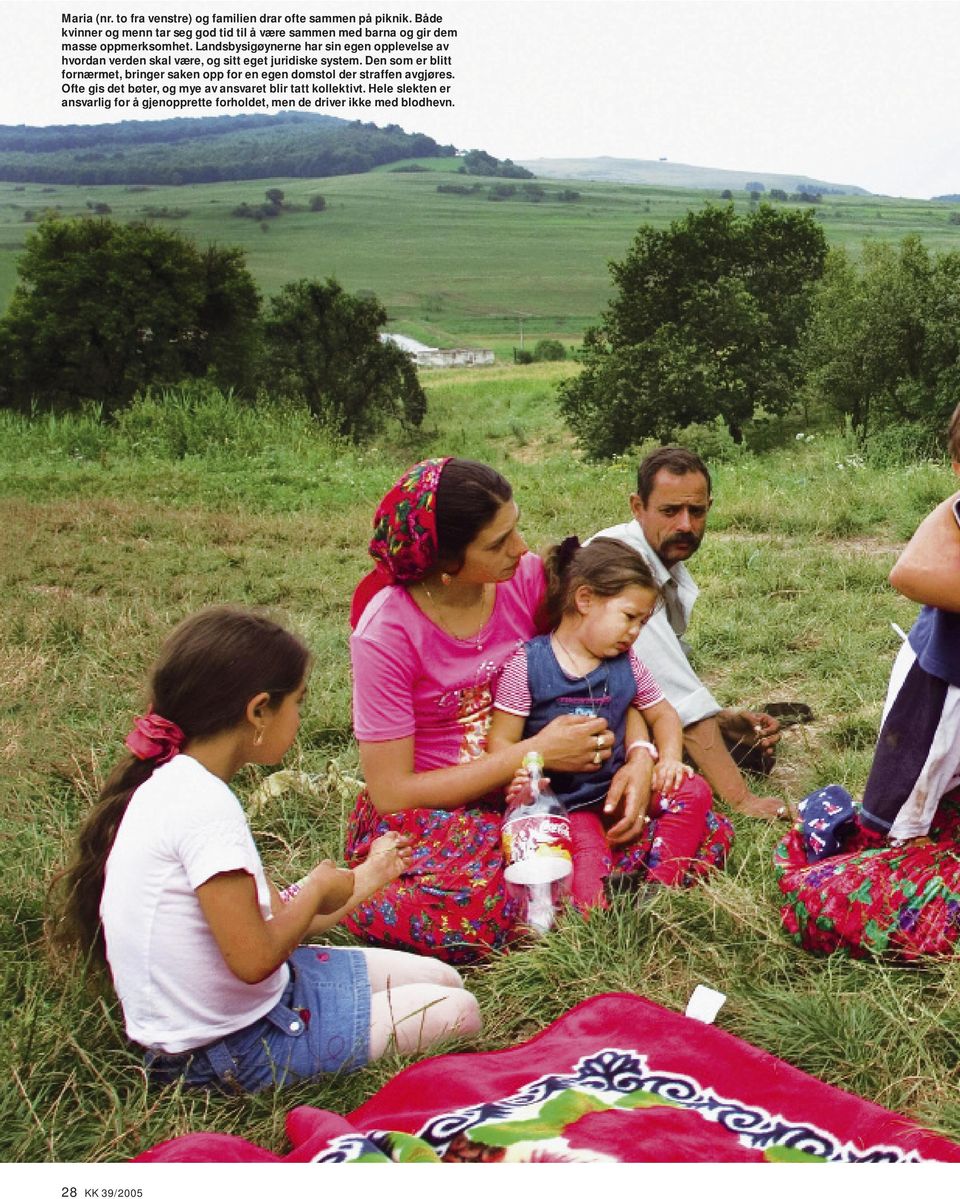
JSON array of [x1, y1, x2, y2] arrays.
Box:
[[558, 204, 828, 457], [309, 193, 326, 211], [0, 217, 261, 412], [801, 236, 960, 440], [262, 278, 426, 441]]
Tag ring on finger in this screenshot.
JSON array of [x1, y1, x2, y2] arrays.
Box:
[[593, 750, 601, 765]]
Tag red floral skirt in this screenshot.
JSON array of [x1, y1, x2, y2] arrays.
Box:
[[343, 780, 734, 963], [774, 792, 960, 959]]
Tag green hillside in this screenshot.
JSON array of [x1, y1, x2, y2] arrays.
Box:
[[517, 156, 870, 196], [2, 163, 960, 350], [0, 112, 456, 185]]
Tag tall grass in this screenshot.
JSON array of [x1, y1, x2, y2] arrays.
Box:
[[3, 370, 960, 1160]]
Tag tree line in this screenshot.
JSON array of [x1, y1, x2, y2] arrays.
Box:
[[559, 203, 960, 460], [0, 114, 456, 186], [0, 217, 424, 442]]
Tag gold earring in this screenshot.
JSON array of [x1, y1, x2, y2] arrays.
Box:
[[441, 572, 452, 586], [254, 728, 264, 746]]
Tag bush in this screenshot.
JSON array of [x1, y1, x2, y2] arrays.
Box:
[[532, 338, 566, 362], [861, 422, 946, 467], [667, 416, 744, 464], [309, 194, 327, 211]]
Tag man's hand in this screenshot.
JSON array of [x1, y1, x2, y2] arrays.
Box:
[[718, 708, 780, 760]]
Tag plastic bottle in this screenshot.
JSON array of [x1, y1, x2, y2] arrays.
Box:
[[501, 750, 573, 934]]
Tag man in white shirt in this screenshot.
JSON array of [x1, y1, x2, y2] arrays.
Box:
[[592, 447, 785, 819]]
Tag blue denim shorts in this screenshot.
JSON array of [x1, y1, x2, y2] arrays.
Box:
[[144, 945, 371, 1094]]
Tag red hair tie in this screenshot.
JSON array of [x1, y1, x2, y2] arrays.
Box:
[[125, 710, 185, 764]]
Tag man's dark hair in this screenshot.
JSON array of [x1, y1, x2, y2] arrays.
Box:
[[636, 446, 712, 504]]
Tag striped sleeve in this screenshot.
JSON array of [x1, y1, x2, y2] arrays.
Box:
[[493, 646, 532, 715], [629, 648, 665, 709]]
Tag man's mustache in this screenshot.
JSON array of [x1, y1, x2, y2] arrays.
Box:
[[663, 533, 700, 550]]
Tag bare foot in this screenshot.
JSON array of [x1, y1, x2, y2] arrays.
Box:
[[725, 793, 792, 821]]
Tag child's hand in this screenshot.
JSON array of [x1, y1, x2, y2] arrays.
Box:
[[652, 758, 694, 794], [309, 860, 356, 914], [505, 766, 545, 808], [355, 832, 414, 895]]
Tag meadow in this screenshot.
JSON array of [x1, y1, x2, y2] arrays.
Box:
[[4, 362, 960, 1162], [2, 160, 960, 353]]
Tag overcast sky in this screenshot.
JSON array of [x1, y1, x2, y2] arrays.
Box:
[[2, 0, 959, 199]]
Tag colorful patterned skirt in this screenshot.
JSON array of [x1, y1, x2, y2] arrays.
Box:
[[774, 792, 960, 959], [343, 781, 734, 964]]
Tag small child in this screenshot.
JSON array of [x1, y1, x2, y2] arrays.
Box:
[[488, 537, 732, 908], [53, 605, 480, 1093]]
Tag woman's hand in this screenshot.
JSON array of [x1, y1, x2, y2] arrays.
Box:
[[652, 757, 695, 795], [533, 714, 613, 773], [604, 756, 653, 845]]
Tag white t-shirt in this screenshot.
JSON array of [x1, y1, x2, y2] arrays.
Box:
[[100, 754, 287, 1054], [589, 519, 722, 727]]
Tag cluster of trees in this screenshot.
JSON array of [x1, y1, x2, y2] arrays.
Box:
[[802, 236, 960, 441], [559, 203, 960, 458], [722, 186, 822, 204], [230, 188, 326, 222], [559, 205, 828, 456], [515, 339, 567, 364], [457, 149, 534, 179], [0, 217, 425, 441], [0, 114, 456, 186], [436, 181, 579, 203]]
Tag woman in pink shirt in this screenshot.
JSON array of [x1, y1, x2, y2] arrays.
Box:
[[345, 457, 681, 960]]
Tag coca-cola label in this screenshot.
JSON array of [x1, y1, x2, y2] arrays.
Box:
[[502, 812, 572, 884]]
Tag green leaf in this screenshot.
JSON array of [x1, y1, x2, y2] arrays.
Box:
[[382, 1131, 442, 1162], [469, 1088, 612, 1146], [615, 1089, 681, 1110], [764, 1144, 827, 1163]]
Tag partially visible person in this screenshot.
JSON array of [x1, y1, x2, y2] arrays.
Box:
[[487, 536, 733, 911], [591, 446, 785, 819], [776, 404, 960, 959], [346, 458, 648, 961], [53, 606, 480, 1093]]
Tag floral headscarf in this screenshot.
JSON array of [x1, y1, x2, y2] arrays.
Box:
[[350, 457, 451, 627]]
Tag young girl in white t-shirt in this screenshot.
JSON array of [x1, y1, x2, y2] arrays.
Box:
[[54, 605, 480, 1093]]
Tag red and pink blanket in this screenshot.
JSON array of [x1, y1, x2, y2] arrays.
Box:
[[134, 992, 960, 1163]]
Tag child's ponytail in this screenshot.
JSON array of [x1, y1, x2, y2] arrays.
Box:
[[538, 535, 583, 630], [51, 605, 309, 968]]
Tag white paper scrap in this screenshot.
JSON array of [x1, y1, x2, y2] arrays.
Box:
[[685, 984, 727, 1024]]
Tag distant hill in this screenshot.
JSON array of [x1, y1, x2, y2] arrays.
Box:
[[0, 113, 457, 185], [515, 156, 870, 196]]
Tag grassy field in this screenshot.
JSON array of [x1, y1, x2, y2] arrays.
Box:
[[2, 162, 960, 352], [4, 364, 960, 1161]]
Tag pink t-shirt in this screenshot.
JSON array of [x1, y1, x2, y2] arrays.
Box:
[[351, 553, 546, 771]]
